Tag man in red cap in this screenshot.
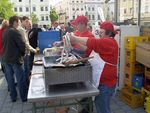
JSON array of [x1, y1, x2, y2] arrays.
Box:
[[69, 21, 118, 113], [71, 15, 95, 57]]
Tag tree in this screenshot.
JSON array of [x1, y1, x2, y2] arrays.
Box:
[[31, 12, 38, 24], [0, 0, 15, 19], [49, 9, 58, 23]]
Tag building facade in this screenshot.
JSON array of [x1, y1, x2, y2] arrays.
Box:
[[119, 0, 150, 25], [54, 0, 115, 25], [10, 0, 51, 25]]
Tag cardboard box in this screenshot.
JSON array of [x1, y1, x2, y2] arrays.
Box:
[[136, 42, 150, 67]]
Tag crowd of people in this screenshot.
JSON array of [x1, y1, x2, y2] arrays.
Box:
[[0, 14, 118, 113]]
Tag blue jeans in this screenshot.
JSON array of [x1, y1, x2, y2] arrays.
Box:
[[4, 63, 28, 101], [24, 55, 30, 86], [94, 85, 116, 113]]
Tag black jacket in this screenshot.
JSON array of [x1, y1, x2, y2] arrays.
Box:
[[28, 28, 42, 48], [2, 27, 26, 64]]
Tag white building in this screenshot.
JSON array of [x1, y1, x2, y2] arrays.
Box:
[[10, 0, 51, 25], [53, 0, 115, 25]]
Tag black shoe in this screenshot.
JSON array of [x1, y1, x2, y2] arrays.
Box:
[[12, 99, 17, 102], [22, 99, 27, 102]]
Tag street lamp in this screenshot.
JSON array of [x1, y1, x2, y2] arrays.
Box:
[[29, 0, 32, 18]]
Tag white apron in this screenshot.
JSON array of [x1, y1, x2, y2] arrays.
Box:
[[88, 51, 117, 88], [88, 51, 105, 88]]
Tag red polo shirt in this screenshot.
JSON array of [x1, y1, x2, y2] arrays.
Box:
[[0, 28, 5, 56], [86, 38, 118, 88], [74, 30, 95, 56]]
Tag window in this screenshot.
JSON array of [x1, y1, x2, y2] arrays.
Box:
[[81, 1, 83, 3], [19, 0, 22, 2], [92, 15, 95, 20], [92, 7, 94, 11], [46, 16, 49, 21], [77, 1, 79, 3], [73, 16, 75, 19], [145, 6, 148, 13], [72, 1, 74, 3], [41, 7, 44, 11], [72, 8, 75, 11], [130, 8, 132, 14], [40, 0, 43, 2], [76, 8, 79, 11], [41, 16, 44, 21], [88, 7, 90, 11], [45, 7, 48, 11], [98, 15, 100, 20], [26, 7, 29, 12], [19, 7, 22, 12], [81, 8, 84, 11], [89, 15, 91, 20], [14, 7, 17, 12], [124, 9, 126, 14], [33, 7, 36, 11]]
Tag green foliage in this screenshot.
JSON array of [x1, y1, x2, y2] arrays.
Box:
[[0, 0, 15, 19], [49, 9, 58, 23], [31, 12, 38, 24]]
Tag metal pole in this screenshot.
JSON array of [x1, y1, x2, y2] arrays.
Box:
[[115, 0, 118, 23], [138, 0, 141, 26], [29, 0, 32, 18]]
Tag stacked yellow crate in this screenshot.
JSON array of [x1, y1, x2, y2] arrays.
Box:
[[124, 36, 146, 87], [120, 36, 148, 108]]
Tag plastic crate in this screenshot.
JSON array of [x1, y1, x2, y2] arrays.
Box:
[[125, 36, 149, 50], [145, 67, 150, 78], [124, 78, 132, 87], [137, 36, 149, 42], [38, 31, 60, 52], [132, 74, 144, 90], [120, 87, 144, 108], [124, 70, 133, 87], [125, 50, 136, 62], [125, 62, 144, 74], [125, 36, 139, 50], [144, 76, 150, 91], [145, 96, 150, 113]]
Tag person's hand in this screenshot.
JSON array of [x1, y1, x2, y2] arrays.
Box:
[[53, 41, 62, 47], [35, 47, 40, 55], [69, 32, 76, 44]]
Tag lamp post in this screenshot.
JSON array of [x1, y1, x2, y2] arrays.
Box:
[[29, 0, 32, 18]]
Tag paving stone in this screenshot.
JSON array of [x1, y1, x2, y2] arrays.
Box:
[[113, 109, 126, 113]]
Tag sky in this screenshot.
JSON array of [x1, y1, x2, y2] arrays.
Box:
[[50, 0, 63, 6]]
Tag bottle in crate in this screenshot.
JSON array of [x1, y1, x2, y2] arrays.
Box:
[[125, 61, 144, 74], [145, 67, 150, 78], [137, 36, 149, 42], [144, 76, 150, 91], [132, 73, 144, 90]]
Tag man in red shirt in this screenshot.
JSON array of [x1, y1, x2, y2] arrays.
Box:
[[69, 21, 118, 113], [0, 20, 9, 72], [71, 15, 95, 57]]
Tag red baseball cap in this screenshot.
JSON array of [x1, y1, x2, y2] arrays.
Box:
[[100, 21, 118, 34], [71, 16, 89, 26]]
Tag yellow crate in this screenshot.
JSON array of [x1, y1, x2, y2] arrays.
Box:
[[125, 36, 139, 50], [124, 70, 133, 85], [125, 50, 136, 62], [145, 67, 150, 78], [146, 96, 150, 113], [125, 62, 144, 74], [125, 36, 149, 50], [137, 36, 149, 42], [124, 78, 132, 87], [120, 87, 144, 108]]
